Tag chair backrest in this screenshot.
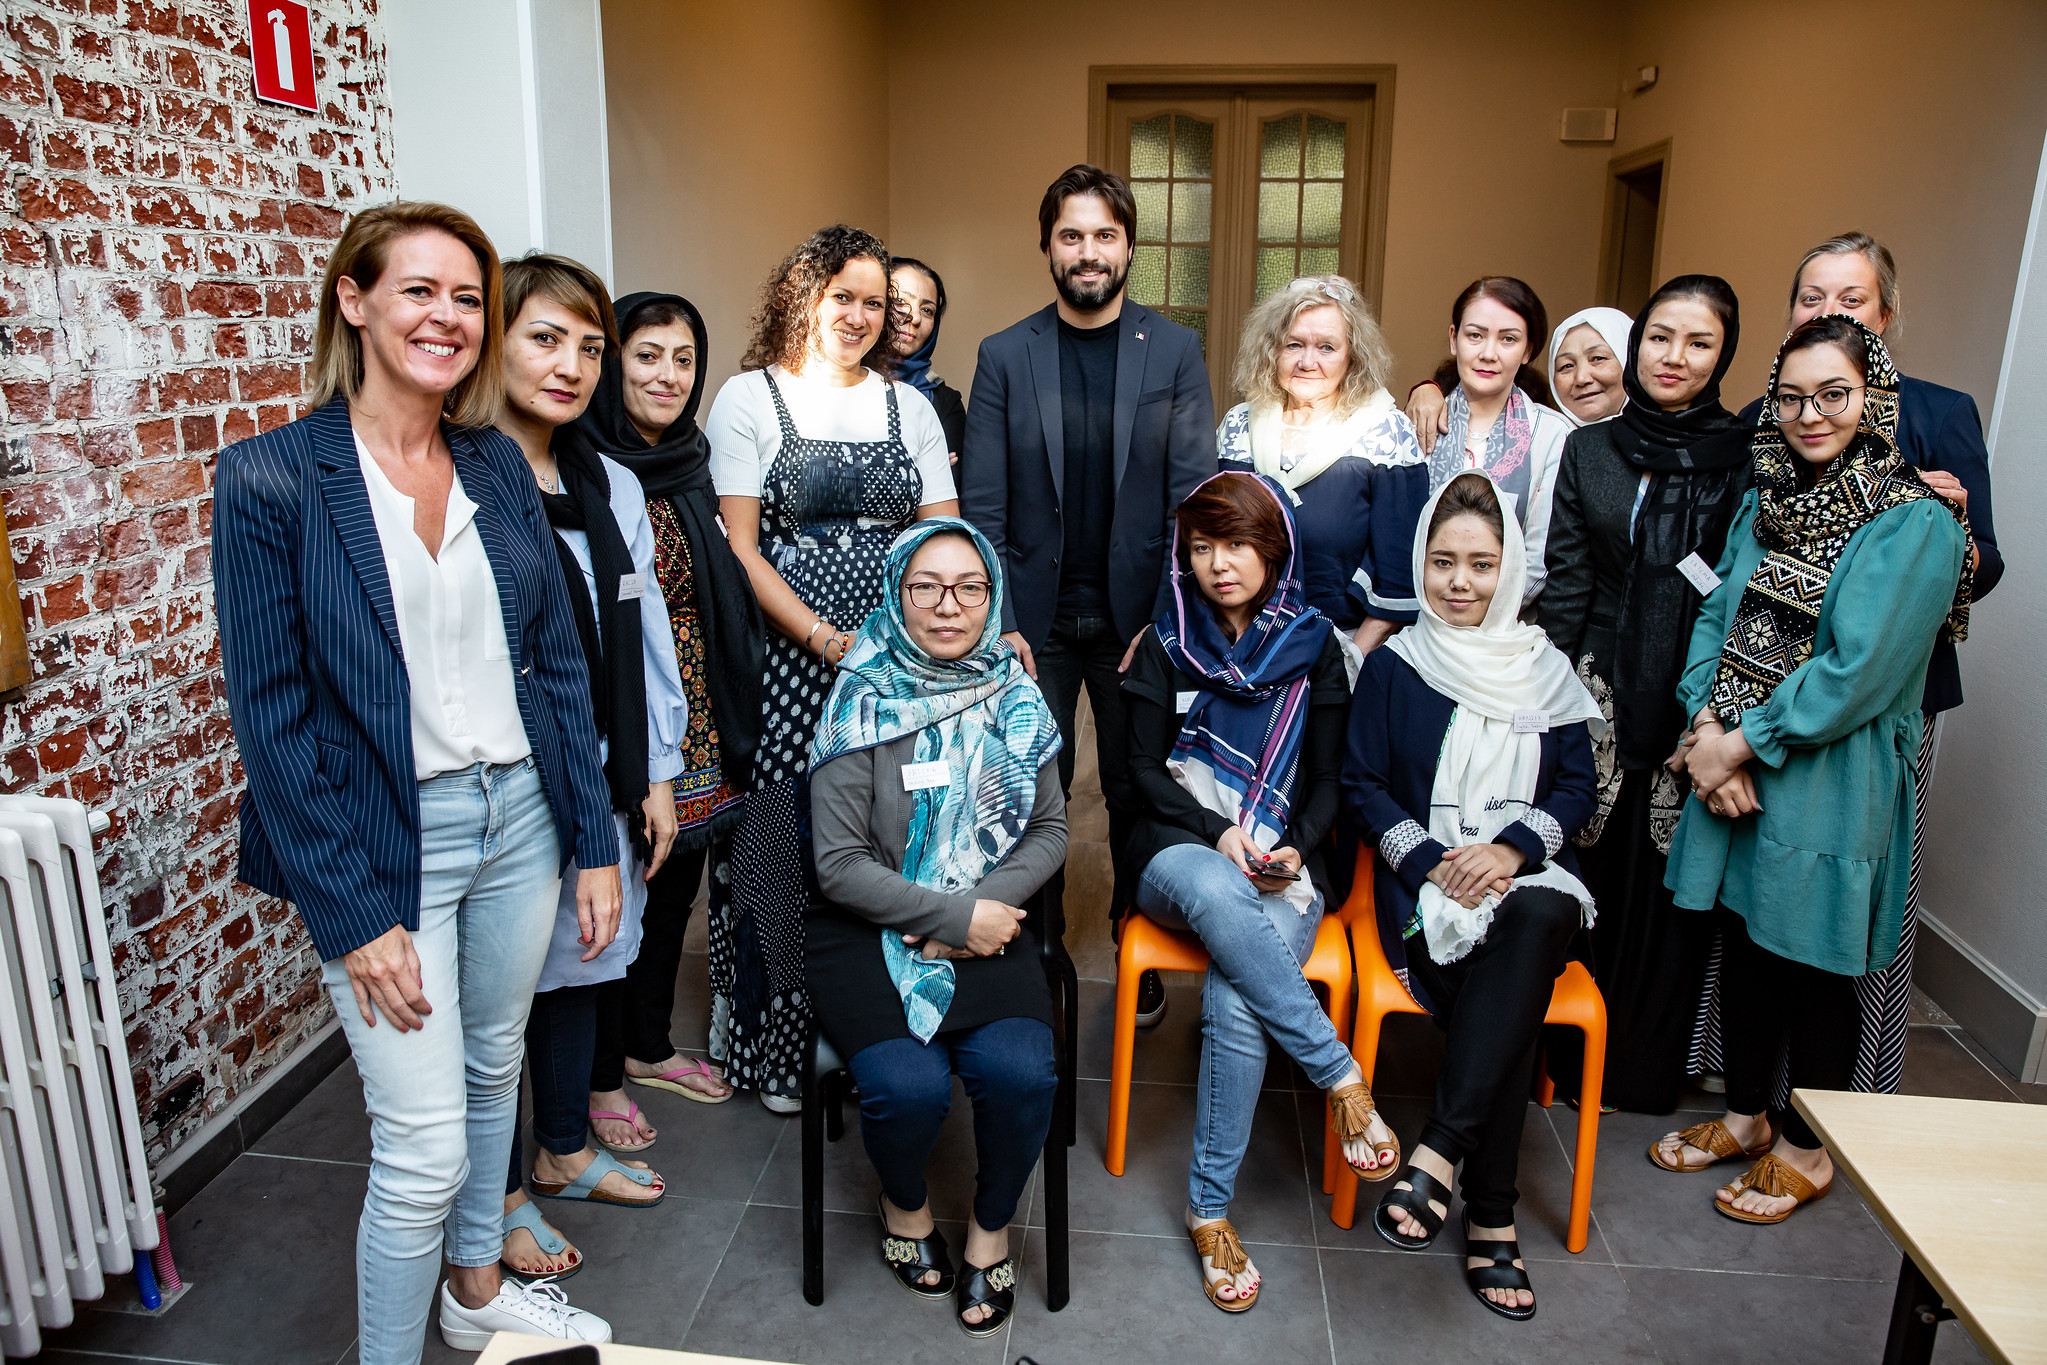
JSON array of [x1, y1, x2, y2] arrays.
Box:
[[1338, 844, 1422, 1009]]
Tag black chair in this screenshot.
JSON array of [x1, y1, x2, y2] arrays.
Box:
[[802, 883, 1077, 1310]]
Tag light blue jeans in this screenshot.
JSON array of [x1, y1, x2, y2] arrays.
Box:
[[321, 758, 562, 1365], [1136, 843, 1354, 1218]]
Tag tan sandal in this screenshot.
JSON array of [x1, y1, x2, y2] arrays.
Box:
[[1330, 1081, 1400, 1182], [1189, 1219, 1258, 1313], [1647, 1118, 1771, 1173], [1714, 1152, 1829, 1224]]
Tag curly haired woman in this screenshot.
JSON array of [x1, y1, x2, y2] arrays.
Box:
[[703, 225, 960, 1110]]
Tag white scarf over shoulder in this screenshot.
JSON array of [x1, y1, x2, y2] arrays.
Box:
[[1245, 387, 1408, 497], [1385, 473, 1605, 963]]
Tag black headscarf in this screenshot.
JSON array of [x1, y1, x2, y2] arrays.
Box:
[[555, 291, 764, 811], [538, 446, 649, 854], [1608, 276, 1752, 769]]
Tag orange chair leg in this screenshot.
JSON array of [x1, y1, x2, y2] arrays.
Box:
[[1535, 1052, 1556, 1108], [1320, 972, 1355, 1195], [1328, 1003, 1387, 1230], [1105, 947, 1143, 1177], [1566, 1015, 1605, 1254]]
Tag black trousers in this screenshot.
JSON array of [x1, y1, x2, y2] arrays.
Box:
[[1406, 887, 1580, 1227], [1033, 614, 1136, 915], [591, 843, 710, 1092], [508, 982, 599, 1193], [1717, 910, 1859, 1150]]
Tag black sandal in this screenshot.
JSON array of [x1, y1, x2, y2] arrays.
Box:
[[1462, 1211, 1536, 1321], [1374, 1163, 1452, 1250], [877, 1197, 954, 1299], [955, 1257, 1016, 1337]]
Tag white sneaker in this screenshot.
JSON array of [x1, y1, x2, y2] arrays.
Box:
[[760, 1091, 802, 1115], [438, 1276, 613, 1352]]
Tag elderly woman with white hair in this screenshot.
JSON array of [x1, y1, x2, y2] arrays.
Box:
[[1217, 276, 1430, 662]]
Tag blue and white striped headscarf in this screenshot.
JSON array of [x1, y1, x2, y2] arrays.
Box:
[[1156, 472, 1327, 856], [810, 517, 1060, 1042]]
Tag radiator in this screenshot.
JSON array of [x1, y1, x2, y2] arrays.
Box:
[[0, 797, 158, 1357]]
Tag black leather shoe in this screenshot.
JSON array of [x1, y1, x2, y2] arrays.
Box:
[[1135, 969, 1168, 1029]]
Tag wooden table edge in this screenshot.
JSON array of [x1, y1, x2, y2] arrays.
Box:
[[1791, 1089, 2017, 1365]]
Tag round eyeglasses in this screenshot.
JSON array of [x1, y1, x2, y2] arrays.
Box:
[[903, 581, 990, 610], [1772, 385, 1863, 423]]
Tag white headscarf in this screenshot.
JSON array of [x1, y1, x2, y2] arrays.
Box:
[[1385, 472, 1603, 963], [1546, 307, 1634, 429]]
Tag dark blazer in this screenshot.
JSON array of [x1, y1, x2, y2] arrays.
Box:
[[1740, 375, 2001, 713], [213, 398, 617, 962], [959, 301, 1216, 647], [1340, 648, 1597, 998]]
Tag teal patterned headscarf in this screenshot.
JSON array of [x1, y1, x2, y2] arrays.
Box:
[[810, 517, 1061, 1042]]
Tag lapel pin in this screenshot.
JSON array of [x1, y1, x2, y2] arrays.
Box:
[[1135, 330, 1145, 340]]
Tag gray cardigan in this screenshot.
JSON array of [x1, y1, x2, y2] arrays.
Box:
[[810, 733, 1068, 948]]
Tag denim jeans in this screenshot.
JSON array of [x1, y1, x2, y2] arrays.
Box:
[[1136, 843, 1352, 1217], [844, 1017, 1057, 1232], [321, 758, 561, 1365]]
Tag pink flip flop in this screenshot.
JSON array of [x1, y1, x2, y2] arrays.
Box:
[[587, 1098, 657, 1153], [627, 1057, 734, 1105]]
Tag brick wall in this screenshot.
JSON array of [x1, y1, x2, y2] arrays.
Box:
[[0, 0, 392, 1163]]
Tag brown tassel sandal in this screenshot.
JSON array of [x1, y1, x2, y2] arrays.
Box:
[[1330, 1081, 1401, 1182], [1714, 1152, 1830, 1224], [1189, 1219, 1259, 1313], [1647, 1118, 1772, 1173]]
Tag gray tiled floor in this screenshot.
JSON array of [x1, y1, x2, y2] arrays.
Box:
[[41, 720, 2032, 1364], [43, 968, 2018, 1365]]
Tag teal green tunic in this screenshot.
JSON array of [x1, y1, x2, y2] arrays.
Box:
[[1663, 491, 1966, 976]]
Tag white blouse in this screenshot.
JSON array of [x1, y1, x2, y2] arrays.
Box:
[[704, 366, 955, 502], [357, 437, 530, 780]]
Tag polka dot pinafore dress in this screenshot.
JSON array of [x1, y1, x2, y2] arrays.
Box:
[[708, 372, 924, 1099]]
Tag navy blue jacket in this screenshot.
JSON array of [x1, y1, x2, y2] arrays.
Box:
[[213, 399, 617, 961], [960, 302, 1216, 648], [1340, 648, 1597, 995], [1219, 451, 1428, 630], [1740, 375, 2001, 714]]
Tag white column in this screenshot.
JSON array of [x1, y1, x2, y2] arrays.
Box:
[[1916, 130, 2047, 1084], [383, 0, 613, 282]]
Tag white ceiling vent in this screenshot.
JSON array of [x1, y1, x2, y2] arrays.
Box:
[[1559, 108, 1617, 143]]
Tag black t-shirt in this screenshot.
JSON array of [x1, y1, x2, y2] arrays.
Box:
[[1056, 316, 1119, 619]]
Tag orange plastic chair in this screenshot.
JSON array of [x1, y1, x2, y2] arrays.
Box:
[[1328, 846, 1606, 1254], [1105, 906, 1354, 1177]]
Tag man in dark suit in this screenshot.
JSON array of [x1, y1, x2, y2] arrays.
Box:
[[960, 164, 1216, 1025]]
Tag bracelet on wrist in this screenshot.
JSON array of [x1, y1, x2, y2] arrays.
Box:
[[805, 619, 828, 649]]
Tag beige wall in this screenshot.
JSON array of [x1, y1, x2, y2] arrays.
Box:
[[884, 0, 1626, 397], [602, 0, 892, 395], [603, 0, 2047, 414], [1613, 0, 2047, 408]]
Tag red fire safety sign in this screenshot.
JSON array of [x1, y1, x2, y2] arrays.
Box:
[[248, 1, 316, 112]]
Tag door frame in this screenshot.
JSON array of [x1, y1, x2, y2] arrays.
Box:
[[1596, 139, 1673, 311], [1087, 65, 1399, 311]]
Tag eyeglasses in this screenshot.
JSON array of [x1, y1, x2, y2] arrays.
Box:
[[903, 580, 990, 610], [1771, 385, 1863, 422]]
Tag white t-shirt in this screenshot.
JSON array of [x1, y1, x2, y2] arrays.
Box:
[[355, 436, 530, 779], [704, 366, 956, 504]]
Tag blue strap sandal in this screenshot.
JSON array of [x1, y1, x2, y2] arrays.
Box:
[[530, 1149, 665, 1208], [499, 1201, 581, 1280]]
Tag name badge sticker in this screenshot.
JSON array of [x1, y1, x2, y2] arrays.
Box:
[[616, 572, 647, 602], [1512, 709, 1551, 734], [1675, 552, 1722, 596], [1175, 691, 1198, 715], [901, 761, 951, 791]]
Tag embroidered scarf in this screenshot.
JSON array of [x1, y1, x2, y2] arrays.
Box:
[[810, 518, 1060, 1043], [1708, 317, 1970, 720], [1431, 385, 1537, 517], [1241, 388, 1417, 499], [1157, 473, 1328, 878]]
